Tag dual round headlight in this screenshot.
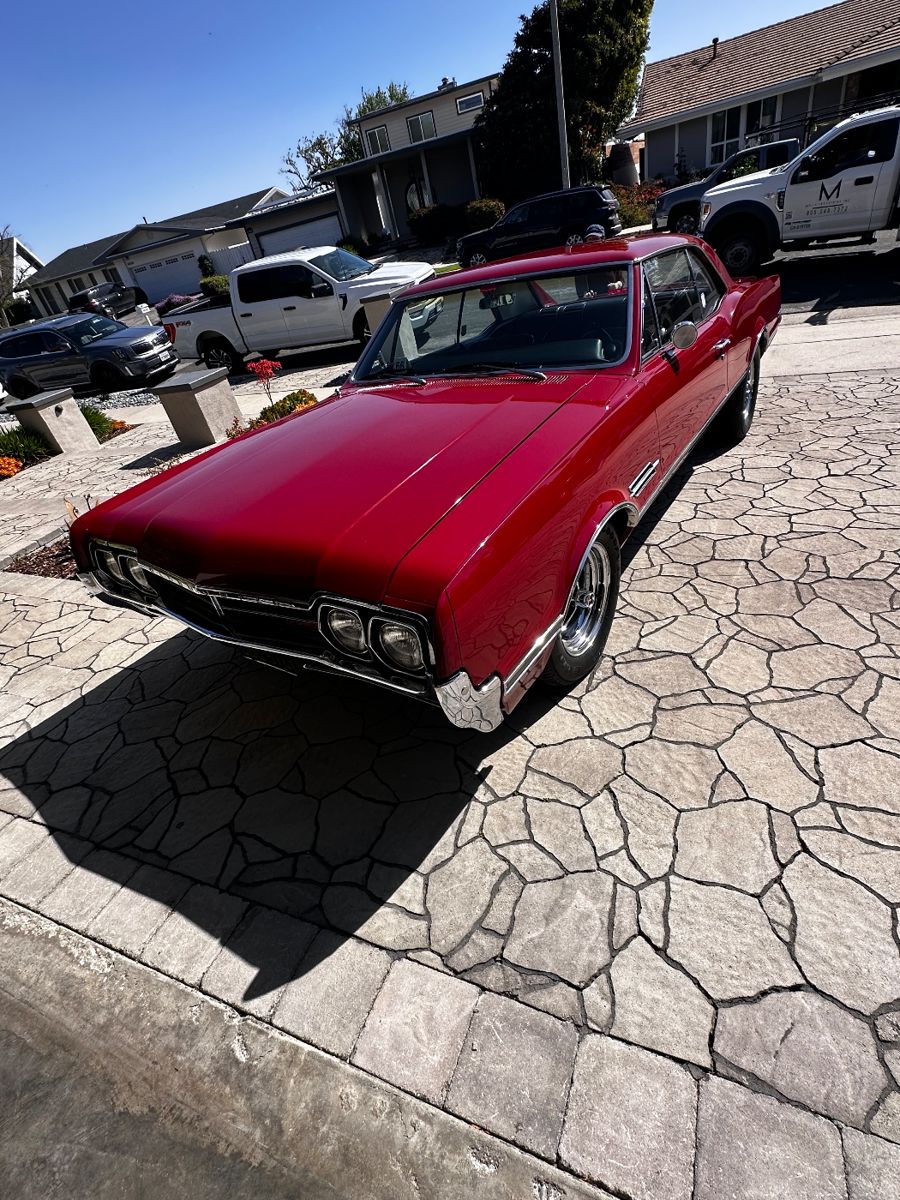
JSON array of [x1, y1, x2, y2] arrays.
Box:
[[324, 608, 424, 672], [96, 548, 154, 594]]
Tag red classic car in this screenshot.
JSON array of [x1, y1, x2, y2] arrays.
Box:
[[70, 235, 781, 732]]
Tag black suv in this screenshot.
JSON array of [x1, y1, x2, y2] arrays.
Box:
[[67, 280, 146, 318], [0, 315, 177, 398], [456, 187, 622, 267]]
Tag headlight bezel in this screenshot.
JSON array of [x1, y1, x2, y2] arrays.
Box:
[[322, 606, 368, 658], [375, 620, 426, 673], [318, 601, 432, 676], [91, 541, 157, 595]]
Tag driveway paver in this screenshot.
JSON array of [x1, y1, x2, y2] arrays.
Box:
[[2, 369, 900, 1194]]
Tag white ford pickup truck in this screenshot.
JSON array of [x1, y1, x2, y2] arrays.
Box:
[[699, 106, 900, 274], [164, 246, 435, 372]]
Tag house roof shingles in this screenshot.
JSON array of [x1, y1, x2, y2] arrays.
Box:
[[26, 188, 277, 288], [624, 0, 900, 131]]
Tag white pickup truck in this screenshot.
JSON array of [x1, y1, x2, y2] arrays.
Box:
[[164, 246, 435, 372], [700, 106, 900, 274]]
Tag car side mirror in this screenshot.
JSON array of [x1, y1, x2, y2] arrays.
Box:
[[794, 156, 812, 181], [671, 321, 698, 350], [310, 280, 333, 299]]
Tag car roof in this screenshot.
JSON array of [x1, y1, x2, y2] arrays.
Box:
[[232, 246, 338, 273], [401, 234, 697, 298], [0, 314, 98, 340], [512, 186, 604, 204]]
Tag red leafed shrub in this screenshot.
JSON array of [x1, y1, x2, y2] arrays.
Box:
[[608, 182, 666, 229], [246, 357, 282, 405]]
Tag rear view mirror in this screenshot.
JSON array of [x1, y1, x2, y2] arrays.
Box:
[[671, 321, 698, 350]]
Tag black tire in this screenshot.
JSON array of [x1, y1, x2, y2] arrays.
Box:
[[462, 246, 488, 268], [671, 207, 700, 235], [542, 527, 621, 689], [91, 363, 127, 395], [5, 377, 37, 400], [715, 349, 760, 446], [201, 338, 244, 375], [713, 226, 764, 275], [564, 229, 585, 247], [353, 310, 371, 346]]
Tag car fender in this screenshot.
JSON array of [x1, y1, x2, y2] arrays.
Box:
[[703, 200, 781, 250]]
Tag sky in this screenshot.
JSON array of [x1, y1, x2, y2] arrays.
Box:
[[5, 0, 839, 262]]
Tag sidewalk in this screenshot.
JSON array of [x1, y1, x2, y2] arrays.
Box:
[[764, 303, 900, 377]]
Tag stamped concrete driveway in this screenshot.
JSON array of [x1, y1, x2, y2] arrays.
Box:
[[1, 369, 900, 1199]]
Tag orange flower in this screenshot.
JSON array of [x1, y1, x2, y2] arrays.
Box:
[[0, 456, 23, 478], [111, 419, 126, 430]]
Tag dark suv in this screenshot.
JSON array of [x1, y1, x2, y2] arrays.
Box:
[[67, 280, 146, 318], [0, 315, 177, 399], [456, 187, 623, 267]]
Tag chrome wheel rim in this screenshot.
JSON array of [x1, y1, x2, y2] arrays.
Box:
[[206, 345, 232, 369], [742, 355, 757, 425], [560, 543, 610, 658], [469, 251, 487, 266], [566, 233, 584, 247], [674, 215, 697, 234]]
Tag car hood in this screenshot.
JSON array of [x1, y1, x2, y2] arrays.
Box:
[[87, 327, 165, 348], [704, 167, 779, 198], [657, 178, 709, 208], [342, 261, 434, 300], [79, 375, 589, 605]]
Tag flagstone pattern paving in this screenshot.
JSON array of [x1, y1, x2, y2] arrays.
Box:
[[1, 370, 900, 1198]]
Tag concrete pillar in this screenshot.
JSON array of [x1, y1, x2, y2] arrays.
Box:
[[153, 368, 241, 448], [6, 389, 99, 454]]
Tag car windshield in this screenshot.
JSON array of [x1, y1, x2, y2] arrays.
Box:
[[65, 316, 125, 345], [354, 266, 632, 380], [308, 248, 375, 281]]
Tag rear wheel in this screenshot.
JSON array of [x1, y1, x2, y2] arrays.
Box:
[[463, 247, 488, 268], [713, 226, 765, 275], [353, 310, 370, 346], [565, 231, 585, 247], [542, 527, 621, 689], [715, 349, 760, 445], [5, 377, 37, 400], [201, 338, 244, 375]]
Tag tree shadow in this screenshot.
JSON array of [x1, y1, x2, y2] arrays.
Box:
[[772, 243, 900, 320], [0, 630, 525, 1005]]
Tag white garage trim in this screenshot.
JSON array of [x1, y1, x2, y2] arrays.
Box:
[[258, 212, 342, 256]]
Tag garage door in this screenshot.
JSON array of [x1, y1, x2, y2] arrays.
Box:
[[258, 214, 342, 256], [132, 252, 201, 303]]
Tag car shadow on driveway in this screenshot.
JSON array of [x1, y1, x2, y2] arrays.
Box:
[[0, 627, 539, 1004]]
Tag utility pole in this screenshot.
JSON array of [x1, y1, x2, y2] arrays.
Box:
[[550, 0, 571, 189]]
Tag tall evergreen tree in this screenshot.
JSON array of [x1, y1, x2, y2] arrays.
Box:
[[475, 0, 652, 202]]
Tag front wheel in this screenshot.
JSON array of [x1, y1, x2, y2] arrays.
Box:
[[565, 231, 584, 247], [353, 310, 370, 346], [714, 228, 764, 275], [715, 349, 760, 446], [672, 208, 699, 235], [542, 528, 621, 689], [201, 339, 244, 375], [463, 247, 488, 268], [91, 363, 128, 394]]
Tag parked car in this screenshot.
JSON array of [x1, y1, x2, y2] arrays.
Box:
[[0, 315, 178, 398], [67, 281, 146, 318], [652, 139, 800, 234], [163, 246, 435, 374], [701, 106, 900, 273], [455, 187, 623, 267], [70, 235, 780, 732]]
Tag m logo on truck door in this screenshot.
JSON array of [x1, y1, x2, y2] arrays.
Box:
[[819, 179, 842, 202]]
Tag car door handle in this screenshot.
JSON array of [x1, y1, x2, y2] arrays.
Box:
[[854, 176, 874, 186], [283, 306, 297, 311], [239, 313, 252, 318], [713, 338, 731, 358]]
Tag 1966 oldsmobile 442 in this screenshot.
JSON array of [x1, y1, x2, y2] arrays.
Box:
[[70, 235, 781, 732]]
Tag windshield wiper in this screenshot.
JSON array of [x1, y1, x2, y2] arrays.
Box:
[[434, 362, 547, 381]]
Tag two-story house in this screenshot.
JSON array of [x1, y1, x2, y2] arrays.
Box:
[[315, 74, 499, 245], [617, 0, 900, 182]]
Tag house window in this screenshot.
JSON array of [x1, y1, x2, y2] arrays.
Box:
[[709, 106, 741, 164], [367, 125, 390, 155], [456, 92, 484, 115], [407, 111, 436, 144], [88, 273, 97, 285], [746, 96, 778, 145], [71, 277, 85, 291]]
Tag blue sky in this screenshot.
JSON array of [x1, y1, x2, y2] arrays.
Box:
[[6, 0, 833, 261]]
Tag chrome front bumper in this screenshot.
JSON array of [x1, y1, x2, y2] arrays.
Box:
[[79, 569, 506, 731]]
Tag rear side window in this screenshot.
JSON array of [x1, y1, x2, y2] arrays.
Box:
[[0, 336, 22, 358], [7, 333, 45, 357], [237, 265, 316, 303]]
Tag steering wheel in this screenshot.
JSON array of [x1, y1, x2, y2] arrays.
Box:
[[598, 328, 618, 359]]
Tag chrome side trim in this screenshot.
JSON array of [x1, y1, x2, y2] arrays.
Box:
[[629, 459, 660, 499], [434, 671, 504, 733]]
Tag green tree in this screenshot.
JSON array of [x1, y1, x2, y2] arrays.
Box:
[[282, 81, 412, 191], [475, 0, 652, 202]]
